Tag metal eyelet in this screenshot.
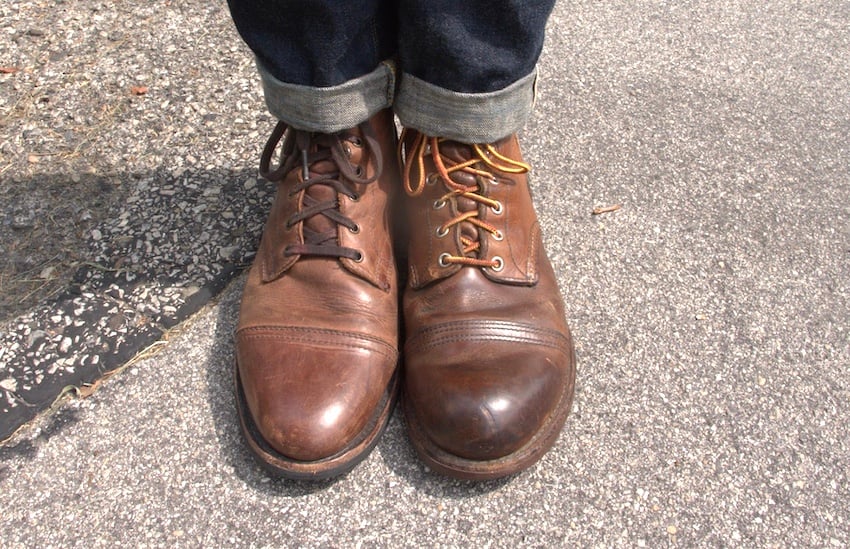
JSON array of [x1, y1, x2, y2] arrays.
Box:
[[438, 253, 451, 267], [435, 225, 449, 238], [492, 230, 504, 241], [343, 144, 352, 157], [426, 173, 439, 186], [354, 165, 364, 177], [490, 256, 504, 272], [350, 136, 363, 147], [490, 201, 503, 215], [348, 193, 360, 202], [353, 251, 364, 263], [433, 199, 446, 210], [349, 224, 360, 234], [489, 177, 499, 186]]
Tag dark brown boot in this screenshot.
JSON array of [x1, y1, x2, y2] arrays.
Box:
[[235, 110, 400, 480], [400, 130, 576, 480]]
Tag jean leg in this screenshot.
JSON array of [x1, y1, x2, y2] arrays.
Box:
[[228, 0, 398, 131], [395, 0, 555, 142]]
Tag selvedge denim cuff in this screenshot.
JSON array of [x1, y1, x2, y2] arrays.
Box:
[[258, 59, 396, 133], [394, 70, 537, 144]]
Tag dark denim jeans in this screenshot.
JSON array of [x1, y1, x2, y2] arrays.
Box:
[[228, 0, 555, 141]]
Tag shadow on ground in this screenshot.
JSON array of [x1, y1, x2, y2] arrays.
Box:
[[0, 167, 272, 441]]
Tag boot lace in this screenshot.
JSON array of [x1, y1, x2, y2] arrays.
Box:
[[259, 121, 383, 261], [400, 130, 529, 269]]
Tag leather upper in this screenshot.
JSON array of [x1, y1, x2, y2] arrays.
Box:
[[401, 132, 575, 463], [236, 110, 400, 462]]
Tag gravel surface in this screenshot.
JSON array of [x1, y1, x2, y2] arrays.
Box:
[[2, 0, 850, 546], [1, 0, 272, 438]]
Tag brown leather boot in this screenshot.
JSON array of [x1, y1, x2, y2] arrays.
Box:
[[400, 130, 576, 480], [235, 110, 400, 480]]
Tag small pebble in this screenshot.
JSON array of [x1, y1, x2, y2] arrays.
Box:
[[0, 379, 18, 392], [58, 337, 72, 354]]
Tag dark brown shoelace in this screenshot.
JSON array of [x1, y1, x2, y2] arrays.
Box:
[[259, 121, 383, 261]]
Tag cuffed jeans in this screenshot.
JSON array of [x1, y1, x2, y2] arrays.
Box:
[[228, 0, 555, 143]]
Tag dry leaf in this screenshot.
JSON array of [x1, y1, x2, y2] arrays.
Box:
[[130, 85, 149, 95], [0, 67, 20, 74], [592, 204, 622, 215]]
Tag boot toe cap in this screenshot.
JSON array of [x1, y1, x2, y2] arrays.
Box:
[[237, 328, 397, 462], [254, 391, 369, 461], [405, 338, 571, 461]]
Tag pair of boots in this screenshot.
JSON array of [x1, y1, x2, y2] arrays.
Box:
[[235, 110, 575, 481]]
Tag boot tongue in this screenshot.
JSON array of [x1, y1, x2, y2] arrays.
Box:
[[440, 141, 483, 256], [302, 138, 341, 239]]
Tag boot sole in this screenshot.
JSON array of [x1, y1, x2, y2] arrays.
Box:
[[403, 346, 576, 481], [235, 362, 399, 481]]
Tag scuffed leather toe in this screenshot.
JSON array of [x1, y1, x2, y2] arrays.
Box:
[[405, 333, 568, 461], [237, 329, 397, 461]]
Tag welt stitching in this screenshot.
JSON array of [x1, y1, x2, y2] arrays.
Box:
[[405, 332, 570, 353]]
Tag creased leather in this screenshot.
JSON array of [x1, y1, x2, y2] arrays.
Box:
[[403, 134, 539, 289], [236, 110, 400, 463], [401, 131, 575, 470]]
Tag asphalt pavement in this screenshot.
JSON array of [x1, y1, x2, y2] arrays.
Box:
[[1, 0, 849, 546]]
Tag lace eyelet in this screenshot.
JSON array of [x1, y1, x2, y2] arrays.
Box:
[[491, 201, 503, 215], [350, 136, 363, 147], [353, 251, 364, 263], [489, 178, 499, 186], [354, 165, 364, 177], [435, 225, 449, 238], [349, 224, 360, 234], [343, 144, 352, 157], [489, 256, 504, 272], [426, 173, 439, 186], [349, 193, 360, 202], [433, 199, 446, 210], [438, 253, 451, 267], [492, 230, 504, 241]]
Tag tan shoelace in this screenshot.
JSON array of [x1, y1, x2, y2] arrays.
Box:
[[400, 130, 529, 269]]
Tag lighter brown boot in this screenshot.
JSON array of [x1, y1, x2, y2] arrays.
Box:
[[235, 110, 400, 480], [400, 130, 576, 480]]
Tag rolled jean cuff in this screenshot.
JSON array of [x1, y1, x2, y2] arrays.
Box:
[[257, 59, 396, 133], [394, 70, 537, 144]]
